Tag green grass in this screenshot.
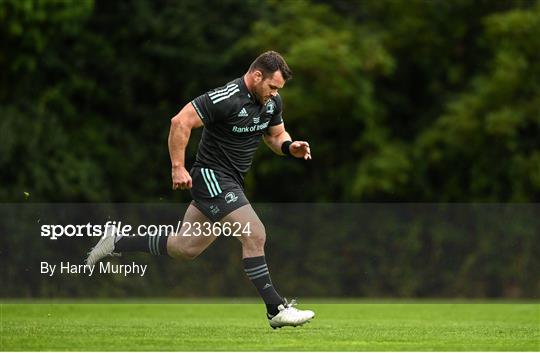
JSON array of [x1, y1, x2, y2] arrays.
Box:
[[1, 301, 538, 351]]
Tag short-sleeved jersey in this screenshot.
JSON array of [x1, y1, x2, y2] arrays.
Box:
[[191, 77, 283, 186]]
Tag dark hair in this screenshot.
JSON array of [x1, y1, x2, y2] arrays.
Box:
[[248, 51, 292, 80]]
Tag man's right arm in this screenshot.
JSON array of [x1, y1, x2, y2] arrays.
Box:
[[168, 103, 203, 190]]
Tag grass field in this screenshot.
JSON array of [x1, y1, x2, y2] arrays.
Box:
[[1, 301, 538, 351]]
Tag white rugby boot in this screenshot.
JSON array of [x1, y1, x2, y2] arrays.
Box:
[[85, 225, 120, 266], [268, 299, 315, 329]]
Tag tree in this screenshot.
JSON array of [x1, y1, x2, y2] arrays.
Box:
[[415, 2, 540, 201]]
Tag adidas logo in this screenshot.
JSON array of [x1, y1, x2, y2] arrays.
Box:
[[238, 108, 248, 117], [262, 283, 272, 290]]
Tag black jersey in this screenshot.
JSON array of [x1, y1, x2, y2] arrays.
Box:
[[191, 77, 283, 186]]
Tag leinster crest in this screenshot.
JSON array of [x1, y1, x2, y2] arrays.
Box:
[[265, 101, 275, 115], [225, 192, 238, 204]]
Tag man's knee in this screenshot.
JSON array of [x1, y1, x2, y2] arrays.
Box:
[[179, 244, 202, 260], [167, 236, 202, 261]]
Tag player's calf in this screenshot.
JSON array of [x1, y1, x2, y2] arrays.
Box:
[[239, 231, 266, 258]]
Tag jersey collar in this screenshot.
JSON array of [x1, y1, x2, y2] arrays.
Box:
[[238, 76, 258, 104]]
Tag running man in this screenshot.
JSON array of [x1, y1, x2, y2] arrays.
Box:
[[87, 51, 314, 328]]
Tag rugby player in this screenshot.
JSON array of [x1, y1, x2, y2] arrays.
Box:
[[87, 51, 314, 329]]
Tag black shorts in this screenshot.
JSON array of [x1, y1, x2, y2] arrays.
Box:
[[190, 167, 249, 222]]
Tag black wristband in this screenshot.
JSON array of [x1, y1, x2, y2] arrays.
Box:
[[281, 140, 293, 156]]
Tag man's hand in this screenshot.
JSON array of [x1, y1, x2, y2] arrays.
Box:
[[172, 166, 192, 190], [290, 141, 312, 160]]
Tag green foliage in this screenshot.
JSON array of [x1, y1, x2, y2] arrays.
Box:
[[2, 0, 538, 202], [0, 0, 93, 101], [416, 2, 540, 201], [0, 106, 108, 201]]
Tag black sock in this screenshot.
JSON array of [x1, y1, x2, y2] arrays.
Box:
[[243, 256, 284, 316], [114, 229, 169, 256]]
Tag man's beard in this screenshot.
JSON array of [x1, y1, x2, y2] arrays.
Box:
[[254, 91, 265, 104]]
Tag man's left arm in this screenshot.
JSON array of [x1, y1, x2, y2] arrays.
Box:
[[263, 123, 312, 160]]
